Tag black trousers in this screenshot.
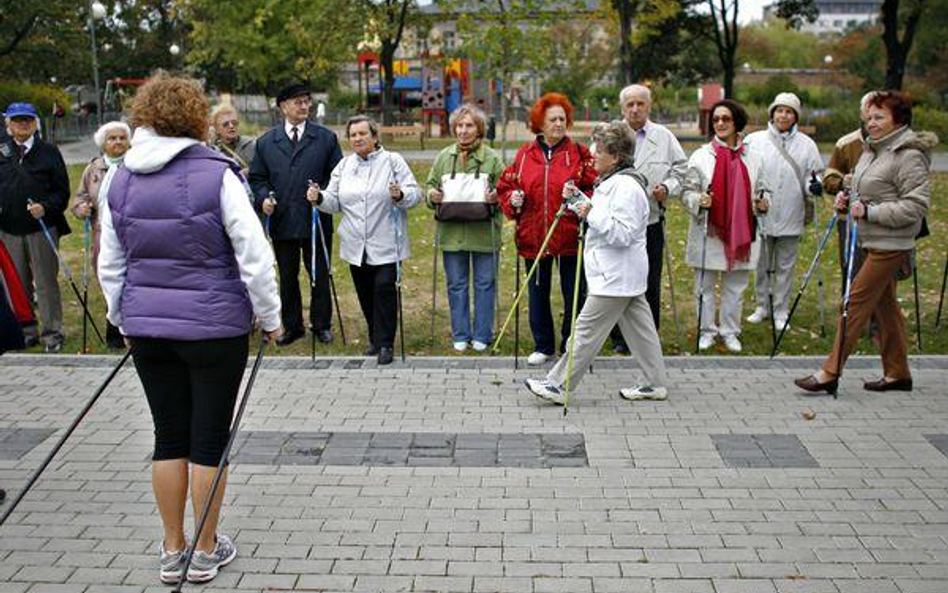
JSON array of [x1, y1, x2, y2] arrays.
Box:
[[131, 334, 248, 467], [524, 255, 584, 356], [273, 222, 333, 334], [612, 220, 664, 347], [350, 260, 398, 349]]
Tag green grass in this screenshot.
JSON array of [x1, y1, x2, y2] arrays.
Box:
[[34, 163, 948, 357]]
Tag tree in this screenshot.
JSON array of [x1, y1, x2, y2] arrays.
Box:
[[880, 0, 928, 89], [0, 1, 87, 83], [611, 0, 641, 86], [360, 0, 418, 125], [627, 0, 718, 86], [182, 0, 361, 93]]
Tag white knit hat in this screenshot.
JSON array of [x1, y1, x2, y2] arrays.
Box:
[[769, 92, 802, 120]]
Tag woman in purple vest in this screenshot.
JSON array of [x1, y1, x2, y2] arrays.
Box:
[[97, 74, 282, 585]]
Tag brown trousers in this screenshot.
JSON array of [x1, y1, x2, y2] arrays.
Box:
[[822, 249, 911, 380]]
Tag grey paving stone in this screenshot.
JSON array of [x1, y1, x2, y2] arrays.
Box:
[[923, 434, 948, 458], [0, 428, 56, 460], [711, 434, 819, 469]]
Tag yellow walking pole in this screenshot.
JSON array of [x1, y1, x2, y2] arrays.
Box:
[[561, 221, 587, 416]]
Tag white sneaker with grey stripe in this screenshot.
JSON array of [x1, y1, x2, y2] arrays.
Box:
[[186, 533, 237, 583]]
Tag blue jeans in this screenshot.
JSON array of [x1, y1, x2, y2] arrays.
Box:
[[443, 250, 496, 344], [525, 255, 584, 355]]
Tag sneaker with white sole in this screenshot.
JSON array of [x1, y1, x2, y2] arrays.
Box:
[[186, 533, 237, 583], [746, 307, 769, 324], [698, 332, 716, 351], [453, 341, 468, 352], [471, 340, 489, 352], [722, 334, 742, 353], [774, 313, 790, 331], [527, 351, 549, 366], [158, 540, 188, 584], [618, 385, 668, 401], [524, 378, 566, 405]]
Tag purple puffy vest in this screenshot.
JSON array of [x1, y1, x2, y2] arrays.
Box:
[[108, 144, 253, 340]]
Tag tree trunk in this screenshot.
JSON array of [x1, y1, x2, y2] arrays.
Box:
[[613, 0, 635, 86], [380, 41, 397, 125], [880, 0, 924, 90]]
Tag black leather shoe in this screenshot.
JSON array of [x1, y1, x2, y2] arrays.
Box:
[[377, 347, 394, 365], [276, 328, 304, 347], [794, 374, 838, 395], [316, 330, 333, 344], [864, 377, 913, 392], [364, 344, 379, 356]]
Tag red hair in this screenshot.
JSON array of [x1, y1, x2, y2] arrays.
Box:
[[529, 92, 574, 134], [868, 90, 913, 126]]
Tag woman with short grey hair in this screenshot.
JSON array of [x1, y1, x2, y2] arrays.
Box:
[[525, 120, 667, 405]]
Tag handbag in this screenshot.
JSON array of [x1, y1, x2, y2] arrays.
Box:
[[435, 153, 493, 222]]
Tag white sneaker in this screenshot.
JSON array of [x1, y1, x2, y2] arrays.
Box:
[[524, 378, 566, 405], [619, 385, 668, 401], [472, 340, 489, 352], [527, 351, 549, 366], [698, 332, 716, 351], [774, 313, 790, 331], [722, 334, 742, 353], [453, 341, 468, 352], [746, 307, 769, 324]]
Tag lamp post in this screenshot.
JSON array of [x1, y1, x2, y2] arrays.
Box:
[[88, 0, 106, 125]]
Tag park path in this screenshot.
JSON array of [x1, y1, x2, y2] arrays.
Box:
[[1, 353, 947, 593]]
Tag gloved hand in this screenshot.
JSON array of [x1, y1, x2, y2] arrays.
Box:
[[808, 175, 823, 197]]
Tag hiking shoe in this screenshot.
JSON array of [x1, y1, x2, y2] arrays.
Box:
[[774, 312, 790, 331], [453, 341, 468, 352], [44, 340, 63, 354], [524, 378, 566, 405], [698, 332, 716, 351], [746, 307, 768, 324], [471, 340, 489, 352], [158, 540, 187, 585], [186, 533, 237, 583], [527, 351, 549, 366], [619, 385, 668, 401], [722, 334, 742, 353]]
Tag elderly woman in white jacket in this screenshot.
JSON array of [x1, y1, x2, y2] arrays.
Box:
[[743, 92, 824, 330], [525, 120, 667, 405], [683, 99, 769, 353], [308, 115, 419, 365]]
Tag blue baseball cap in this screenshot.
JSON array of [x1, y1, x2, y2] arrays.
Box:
[[4, 102, 39, 119]]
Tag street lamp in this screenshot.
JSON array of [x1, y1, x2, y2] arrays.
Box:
[[169, 43, 181, 56], [89, 0, 106, 125]]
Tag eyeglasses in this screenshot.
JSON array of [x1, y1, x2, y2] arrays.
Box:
[[219, 119, 238, 128], [10, 116, 34, 123], [712, 115, 733, 123], [288, 97, 312, 107]]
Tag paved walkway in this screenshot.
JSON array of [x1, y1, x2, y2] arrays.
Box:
[[1, 354, 947, 593]]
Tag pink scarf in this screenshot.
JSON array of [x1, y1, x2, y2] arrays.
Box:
[[709, 140, 754, 269]]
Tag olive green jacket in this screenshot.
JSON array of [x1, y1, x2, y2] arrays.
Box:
[[425, 143, 505, 252]]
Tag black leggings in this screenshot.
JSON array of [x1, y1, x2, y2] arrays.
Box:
[[131, 335, 248, 467]]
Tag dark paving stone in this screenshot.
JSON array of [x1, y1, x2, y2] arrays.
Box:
[[924, 434, 948, 458], [228, 430, 587, 468], [711, 434, 818, 469], [0, 428, 56, 460]]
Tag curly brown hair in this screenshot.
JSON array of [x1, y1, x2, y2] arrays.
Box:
[[128, 74, 209, 140]]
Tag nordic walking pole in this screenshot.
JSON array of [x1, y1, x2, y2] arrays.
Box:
[[0, 350, 131, 527], [936, 250, 948, 329], [390, 204, 406, 363], [264, 191, 276, 240], [27, 200, 105, 345], [771, 212, 838, 358], [766, 235, 778, 351], [492, 205, 568, 354], [810, 173, 827, 337], [430, 225, 439, 345], [512, 196, 523, 370], [82, 216, 91, 353], [659, 203, 683, 349], [694, 192, 711, 354], [912, 251, 922, 352], [309, 181, 347, 346], [835, 203, 860, 400], [562, 220, 587, 417], [310, 206, 317, 363], [172, 336, 267, 593]]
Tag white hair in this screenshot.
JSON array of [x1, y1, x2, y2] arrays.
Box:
[[210, 103, 238, 123], [619, 84, 652, 106], [93, 121, 131, 149]]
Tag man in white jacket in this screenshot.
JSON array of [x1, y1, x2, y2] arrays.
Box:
[[609, 84, 687, 353], [744, 93, 824, 330]]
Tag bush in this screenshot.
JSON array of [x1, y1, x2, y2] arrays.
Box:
[[812, 109, 862, 142], [0, 80, 71, 116], [914, 106, 948, 142]]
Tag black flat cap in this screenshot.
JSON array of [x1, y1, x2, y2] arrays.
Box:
[[276, 82, 311, 104]]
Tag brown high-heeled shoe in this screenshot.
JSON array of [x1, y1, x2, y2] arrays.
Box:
[[863, 377, 912, 392], [794, 374, 838, 395]]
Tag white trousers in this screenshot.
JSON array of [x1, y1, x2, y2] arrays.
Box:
[[753, 235, 800, 316], [547, 294, 666, 391], [694, 268, 750, 338]]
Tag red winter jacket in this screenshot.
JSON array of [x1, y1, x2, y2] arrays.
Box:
[[498, 137, 597, 258], [0, 240, 33, 323]]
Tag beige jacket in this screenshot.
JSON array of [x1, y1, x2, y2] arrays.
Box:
[[853, 127, 937, 251]]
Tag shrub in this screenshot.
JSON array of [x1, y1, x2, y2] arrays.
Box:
[[914, 106, 948, 142], [0, 81, 72, 117]]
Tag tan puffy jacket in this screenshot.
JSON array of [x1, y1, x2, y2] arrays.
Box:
[[853, 127, 937, 251]]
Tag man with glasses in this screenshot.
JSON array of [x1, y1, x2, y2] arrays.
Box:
[[0, 102, 71, 352], [249, 83, 343, 346], [210, 104, 256, 177]]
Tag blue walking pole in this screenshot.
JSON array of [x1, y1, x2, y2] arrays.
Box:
[[834, 208, 860, 400], [27, 200, 104, 345], [82, 216, 92, 353], [310, 206, 317, 362], [391, 205, 406, 362]]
